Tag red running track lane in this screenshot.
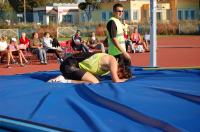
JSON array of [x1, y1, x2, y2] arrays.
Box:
[[0, 36, 200, 75]]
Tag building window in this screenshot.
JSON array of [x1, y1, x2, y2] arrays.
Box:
[[178, 10, 183, 20], [81, 13, 86, 22], [124, 10, 129, 20], [38, 11, 44, 23], [157, 12, 162, 21], [102, 12, 107, 21], [49, 15, 56, 23], [63, 15, 73, 23], [190, 10, 195, 20], [166, 9, 171, 21], [185, 10, 189, 20], [133, 10, 138, 20]]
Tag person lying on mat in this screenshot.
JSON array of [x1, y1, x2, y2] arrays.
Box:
[[48, 53, 132, 83]]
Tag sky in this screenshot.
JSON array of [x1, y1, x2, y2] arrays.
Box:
[[77, 0, 85, 3]]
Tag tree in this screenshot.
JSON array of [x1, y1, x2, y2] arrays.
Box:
[[78, 0, 101, 22], [0, 0, 15, 21]]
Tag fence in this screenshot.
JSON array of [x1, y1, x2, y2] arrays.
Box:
[[179, 22, 200, 34], [0, 29, 19, 39], [57, 26, 77, 38]]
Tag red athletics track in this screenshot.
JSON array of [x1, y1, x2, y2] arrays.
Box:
[[0, 36, 200, 75], [131, 36, 200, 67]]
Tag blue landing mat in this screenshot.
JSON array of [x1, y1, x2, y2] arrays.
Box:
[[0, 67, 200, 132]]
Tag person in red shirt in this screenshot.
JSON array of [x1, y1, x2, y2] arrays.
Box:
[[19, 32, 30, 50]]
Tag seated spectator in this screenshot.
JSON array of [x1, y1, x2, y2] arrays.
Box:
[[72, 30, 89, 53], [19, 32, 30, 50], [130, 27, 149, 52], [42, 32, 63, 63], [7, 38, 28, 68], [0, 36, 8, 63], [86, 32, 105, 53], [30, 32, 47, 64]]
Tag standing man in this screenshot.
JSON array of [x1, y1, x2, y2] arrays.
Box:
[[106, 3, 131, 66]]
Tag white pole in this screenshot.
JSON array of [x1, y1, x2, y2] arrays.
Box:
[[150, 0, 157, 67]]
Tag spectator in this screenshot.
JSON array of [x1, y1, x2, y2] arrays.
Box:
[[122, 19, 129, 37], [42, 32, 63, 63], [7, 38, 28, 68], [0, 36, 8, 63], [19, 32, 30, 50], [30, 32, 47, 64], [122, 19, 135, 53], [130, 27, 149, 52], [106, 3, 131, 67], [87, 32, 105, 53], [72, 30, 89, 53]]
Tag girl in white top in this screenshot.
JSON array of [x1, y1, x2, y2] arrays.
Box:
[[0, 36, 8, 63], [42, 32, 63, 62], [0, 36, 8, 51], [43, 32, 54, 50]]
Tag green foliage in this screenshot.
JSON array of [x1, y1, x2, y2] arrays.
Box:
[[78, 0, 101, 22], [0, 0, 16, 21], [78, 2, 87, 10]]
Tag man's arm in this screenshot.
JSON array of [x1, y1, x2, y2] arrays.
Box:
[[112, 37, 130, 60]]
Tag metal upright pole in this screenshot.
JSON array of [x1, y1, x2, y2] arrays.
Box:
[[150, 0, 157, 67], [24, 0, 26, 23]]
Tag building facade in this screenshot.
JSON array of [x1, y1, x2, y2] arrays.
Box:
[[32, 1, 199, 25], [33, 3, 79, 25], [80, 0, 199, 23]]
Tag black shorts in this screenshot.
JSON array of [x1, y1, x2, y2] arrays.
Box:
[[60, 57, 86, 80]]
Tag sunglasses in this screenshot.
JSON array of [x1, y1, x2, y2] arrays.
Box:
[[115, 10, 124, 13]]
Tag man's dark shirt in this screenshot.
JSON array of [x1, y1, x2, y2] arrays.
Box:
[[107, 20, 117, 38]]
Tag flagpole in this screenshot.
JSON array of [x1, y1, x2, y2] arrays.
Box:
[[24, 0, 26, 23]]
